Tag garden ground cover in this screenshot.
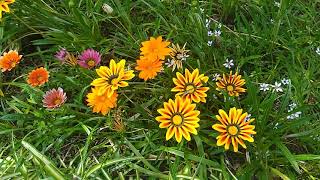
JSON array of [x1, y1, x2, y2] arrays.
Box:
[[0, 0, 320, 179]]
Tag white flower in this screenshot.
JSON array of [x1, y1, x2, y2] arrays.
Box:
[[274, 1, 280, 7], [281, 78, 290, 85], [287, 111, 302, 120], [214, 30, 221, 37], [288, 103, 297, 112], [208, 30, 213, 36], [259, 83, 270, 91], [245, 114, 251, 122], [274, 122, 279, 129], [270, 19, 274, 23], [273, 82, 283, 92], [217, 23, 222, 28], [200, 8, 204, 13], [223, 58, 234, 69], [316, 47, 320, 55], [102, 3, 113, 14], [207, 40, 213, 46], [212, 73, 221, 81]]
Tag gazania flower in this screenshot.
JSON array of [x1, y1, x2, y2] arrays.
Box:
[[156, 96, 200, 143], [86, 87, 118, 115], [55, 48, 67, 62], [27, 67, 49, 87], [172, 69, 209, 103], [0, 0, 15, 19], [135, 56, 162, 81], [140, 36, 171, 60], [42, 87, 67, 109], [78, 49, 101, 69], [0, 50, 22, 72], [216, 71, 246, 96], [91, 59, 135, 97], [212, 107, 256, 152], [167, 43, 190, 71]]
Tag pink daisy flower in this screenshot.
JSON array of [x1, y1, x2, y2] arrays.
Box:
[[55, 48, 67, 62], [78, 49, 101, 69], [42, 87, 67, 109]]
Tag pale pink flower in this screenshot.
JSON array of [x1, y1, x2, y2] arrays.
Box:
[[43, 87, 67, 109]]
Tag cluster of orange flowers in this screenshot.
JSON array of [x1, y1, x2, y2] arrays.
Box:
[[1, 35, 256, 153]]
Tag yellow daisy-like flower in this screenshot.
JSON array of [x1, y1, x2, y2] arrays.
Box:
[[140, 36, 171, 61], [155, 96, 200, 143], [212, 107, 256, 152], [172, 69, 209, 103], [86, 87, 118, 115], [91, 59, 135, 97], [216, 71, 246, 96], [0, 0, 14, 19]]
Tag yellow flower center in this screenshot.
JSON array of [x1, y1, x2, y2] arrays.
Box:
[[10, 61, 16, 67], [185, 85, 195, 94], [54, 98, 62, 105], [228, 126, 238, 136], [87, 59, 95, 67], [37, 76, 44, 82], [172, 115, 183, 125], [227, 85, 234, 91]]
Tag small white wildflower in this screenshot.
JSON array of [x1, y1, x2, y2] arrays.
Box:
[[274, 1, 280, 7], [273, 82, 283, 92], [259, 83, 270, 92], [217, 23, 222, 28], [316, 47, 320, 55], [281, 78, 290, 85], [212, 73, 221, 81], [288, 103, 297, 112], [205, 19, 211, 28], [245, 114, 251, 122], [223, 58, 234, 69], [287, 111, 302, 120], [208, 30, 213, 36], [214, 30, 221, 37], [274, 122, 279, 129], [270, 19, 274, 23], [102, 3, 113, 14], [207, 40, 213, 46], [200, 8, 204, 13]]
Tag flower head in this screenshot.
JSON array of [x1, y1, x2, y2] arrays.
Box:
[[316, 47, 320, 55], [207, 41, 213, 46], [86, 87, 118, 115], [212, 73, 221, 81], [27, 67, 49, 87], [259, 83, 270, 92], [172, 69, 209, 103], [140, 36, 171, 60], [78, 49, 101, 69], [223, 58, 234, 69], [167, 43, 190, 71], [135, 56, 162, 81], [273, 82, 283, 92], [0, 0, 15, 19], [214, 30, 221, 37], [0, 50, 22, 72], [216, 71, 246, 96], [208, 31, 213, 36], [281, 78, 290, 85], [212, 107, 256, 152], [42, 87, 67, 109], [102, 3, 113, 14], [156, 96, 200, 143], [55, 48, 67, 62], [91, 59, 135, 97]]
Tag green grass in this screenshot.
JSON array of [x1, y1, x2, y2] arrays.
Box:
[[0, 0, 320, 179]]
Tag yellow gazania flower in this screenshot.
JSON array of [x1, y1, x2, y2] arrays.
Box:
[[216, 71, 246, 96], [86, 87, 118, 115], [212, 107, 256, 152], [91, 59, 135, 97], [140, 36, 171, 61], [0, 0, 14, 19], [155, 96, 200, 143], [172, 68, 209, 103]]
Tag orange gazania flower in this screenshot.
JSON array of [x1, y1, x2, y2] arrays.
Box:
[[172, 69, 209, 103], [27, 67, 49, 87], [156, 96, 200, 143], [86, 87, 118, 115], [0, 50, 22, 72], [140, 36, 171, 60], [135, 56, 163, 81], [0, 0, 15, 19], [216, 71, 246, 96], [212, 107, 256, 152]]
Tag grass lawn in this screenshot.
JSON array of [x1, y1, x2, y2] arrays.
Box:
[[0, 0, 320, 179]]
